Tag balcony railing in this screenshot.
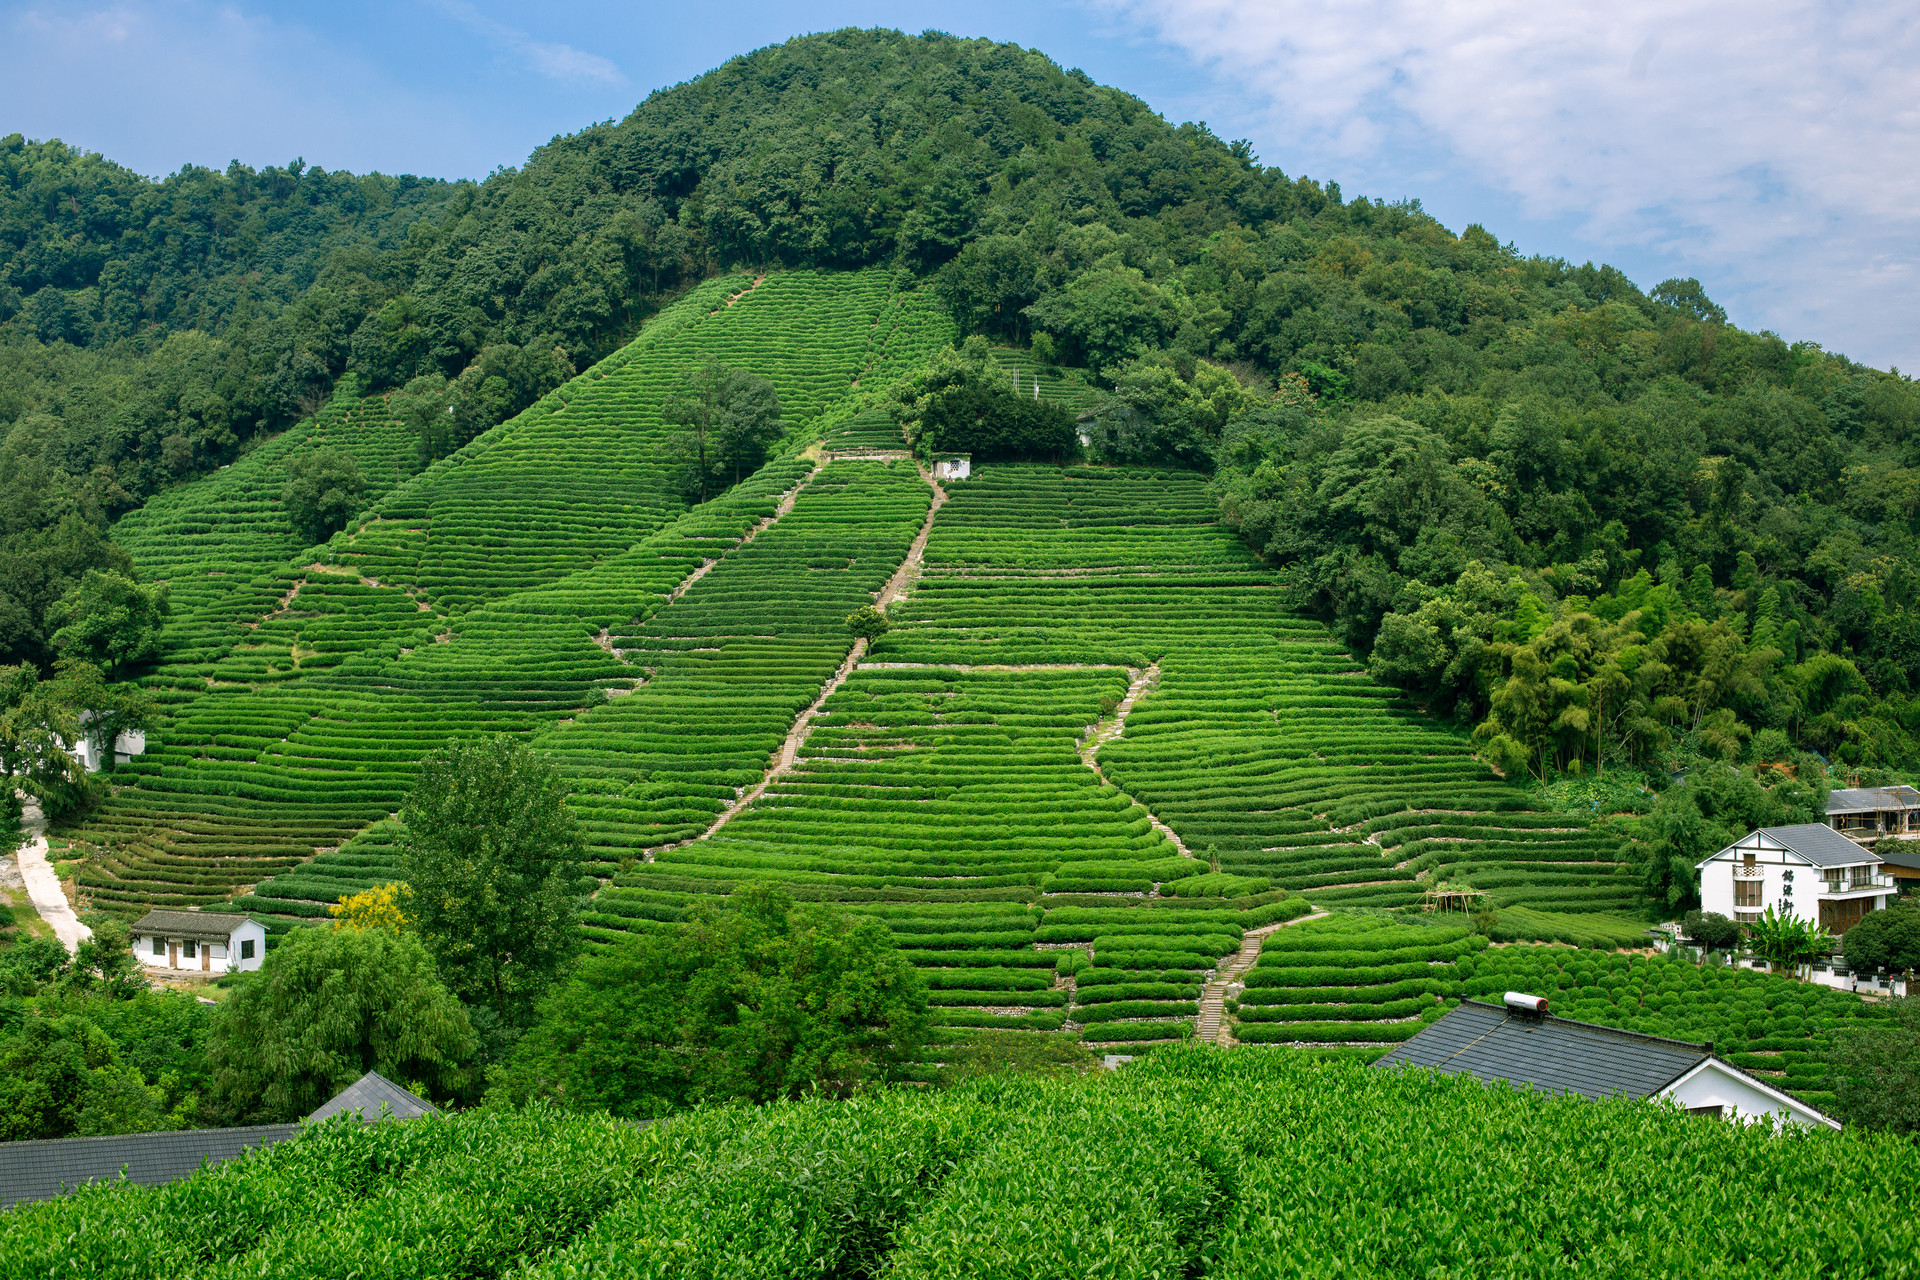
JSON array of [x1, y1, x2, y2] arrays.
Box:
[[1819, 875, 1897, 895], [1733, 865, 1764, 879]]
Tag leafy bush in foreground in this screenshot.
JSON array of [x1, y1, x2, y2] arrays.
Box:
[[7, 1047, 1915, 1278]]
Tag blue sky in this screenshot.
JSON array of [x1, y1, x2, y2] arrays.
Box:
[[5, 1, 1915, 373]]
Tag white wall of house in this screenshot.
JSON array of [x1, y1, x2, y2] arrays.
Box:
[[134, 921, 267, 973], [1697, 830, 1888, 927], [228, 919, 267, 970], [1662, 1059, 1839, 1129], [69, 728, 146, 773], [932, 457, 971, 481]]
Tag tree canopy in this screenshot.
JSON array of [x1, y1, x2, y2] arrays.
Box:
[[661, 358, 785, 502], [48, 570, 167, 676], [498, 885, 929, 1118], [892, 336, 1077, 461], [205, 924, 474, 1123], [282, 448, 367, 545], [398, 736, 588, 1032]]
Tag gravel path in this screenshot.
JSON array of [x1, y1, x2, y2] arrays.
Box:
[[17, 800, 91, 953]]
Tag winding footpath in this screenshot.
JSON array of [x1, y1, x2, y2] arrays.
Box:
[[647, 460, 945, 855], [17, 800, 91, 953], [1075, 662, 1194, 859]]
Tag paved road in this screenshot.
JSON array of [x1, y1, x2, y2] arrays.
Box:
[[17, 800, 91, 953]]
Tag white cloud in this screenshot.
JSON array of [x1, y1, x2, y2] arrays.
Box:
[[1096, 0, 1920, 370], [427, 0, 625, 87]]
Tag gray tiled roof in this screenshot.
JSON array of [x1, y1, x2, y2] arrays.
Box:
[[0, 1124, 299, 1211], [1375, 1000, 1709, 1100], [1759, 823, 1879, 868], [306, 1071, 438, 1123], [1826, 785, 1920, 814], [131, 909, 254, 939], [0, 1073, 437, 1213]]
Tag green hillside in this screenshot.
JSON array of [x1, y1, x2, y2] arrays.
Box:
[[42, 260, 1660, 1062], [63, 268, 951, 912], [4, 26, 1915, 1134]]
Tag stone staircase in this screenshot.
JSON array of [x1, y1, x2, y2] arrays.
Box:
[[1195, 910, 1330, 1044]]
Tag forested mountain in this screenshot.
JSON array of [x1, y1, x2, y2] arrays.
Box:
[[4, 26, 1917, 786], [4, 27, 1919, 1166]]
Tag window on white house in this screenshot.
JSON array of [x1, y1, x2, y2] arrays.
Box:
[[212, 944, 225, 958], [152, 938, 164, 956], [1734, 879, 1762, 908], [182, 940, 196, 960], [240, 939, 255, 960]]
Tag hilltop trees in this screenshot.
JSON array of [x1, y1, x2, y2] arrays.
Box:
[[282, 448, 367, 544], [892, 337, 1077, 461]]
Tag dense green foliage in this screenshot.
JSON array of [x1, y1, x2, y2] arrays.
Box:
[[0, 922, 211, 1140], [205, 923, 474, 1122], [281, 448, 366, 545], [660, 357, 785, 501], [1841, 899, 1920, 973], [891, 335, 1078, 459], [1828, 997, 1920, 1133], [399, 736, 589, 1031], [499, 886, 929, 1117], [5, 1048, 1915, 1276]]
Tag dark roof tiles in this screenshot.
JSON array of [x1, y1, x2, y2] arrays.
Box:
[[1826, 785, 1920, 814], [130, 909, 256, 938], [307, 1072, 438, 1123], [1375, 1000, 1708, 1100], [0, 1072, 437, 1212], [1759, 823, 1880, 868], [0, 1124, 299, 1211]]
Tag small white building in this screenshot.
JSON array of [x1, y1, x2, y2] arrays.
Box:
[[70, 726, 146, 773], [930, 453, 971, 482], [1696, 823, 1894, 935], [130, 909, 267, 974]]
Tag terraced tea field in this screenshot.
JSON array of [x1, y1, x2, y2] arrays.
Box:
[[989, 348, 1101, 411], [567, 461, 1634, 1052], [63, 267, 1652, 1060], [70, 269, 952, 914]]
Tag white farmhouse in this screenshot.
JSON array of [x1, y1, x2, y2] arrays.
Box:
[[930, 452, 971, 482], [130, 909, 267, 974], [1696, 823, 1894, 935], [70, 726, 146, 773]]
